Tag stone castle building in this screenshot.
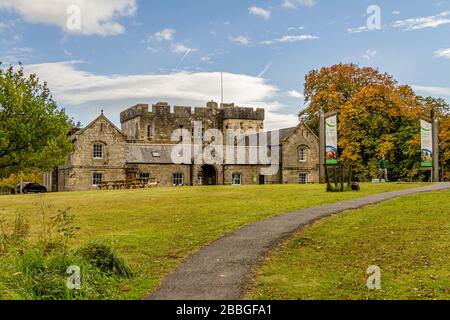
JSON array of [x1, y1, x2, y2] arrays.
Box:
[[53, 101, 319, 192]]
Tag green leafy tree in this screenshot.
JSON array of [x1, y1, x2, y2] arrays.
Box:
[[0, 63, 73, 178]]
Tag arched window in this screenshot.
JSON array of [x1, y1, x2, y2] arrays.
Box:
[[298, 145, 309, 162]]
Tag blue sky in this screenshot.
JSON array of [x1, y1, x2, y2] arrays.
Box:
[[1, 0, 450, 129]]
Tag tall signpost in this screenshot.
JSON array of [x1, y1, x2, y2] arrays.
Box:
[[320, 111, 343, 191], [432, 117, 440, 182], [319, 111, 325, 183], [420, 116, 439, 182], [325, 114, 338, 166]]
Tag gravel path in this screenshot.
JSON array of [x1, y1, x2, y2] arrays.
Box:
[[147, 183, 450, 300]]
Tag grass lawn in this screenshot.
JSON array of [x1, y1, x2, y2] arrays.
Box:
[[0, 183, 426, 300], [246, 190, 450, 300]]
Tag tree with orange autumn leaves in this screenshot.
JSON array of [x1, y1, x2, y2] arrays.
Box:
[[300, 63, 450, 181]]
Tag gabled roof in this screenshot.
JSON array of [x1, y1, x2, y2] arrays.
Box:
[[75, 112, 126, 138], [242, 122, 318, 147]]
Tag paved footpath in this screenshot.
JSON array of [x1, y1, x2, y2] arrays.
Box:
[[147, 183, 450, 300]]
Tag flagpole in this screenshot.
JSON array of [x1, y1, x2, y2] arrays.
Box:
[[221, 72, 224, 107]]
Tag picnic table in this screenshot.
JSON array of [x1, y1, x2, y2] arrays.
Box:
[[99, 178, 159, 190]]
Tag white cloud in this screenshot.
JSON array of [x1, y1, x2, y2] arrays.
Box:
[[0, 0, 136, 36], [363, 50, 377, 60], [393, 11, 450, 30], [230, 35, 251, 45], [287, 26, 305, 31], [434, 48, 450, 59], [347, 26, 369, 34], [413, 85, 450, 97], [153, 28, 175, 41], [261, 34, 318, 45], [0, 47, 33, 64], [249, 6, 271, 19], [171, 43, 196, 55], [287, 90, 304, 99], [22, 61, 298, 130], [392, 11, 400, 15], [282, 0, 316, 9]]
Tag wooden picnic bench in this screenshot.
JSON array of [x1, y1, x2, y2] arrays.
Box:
[[99, 178, 159, 190]]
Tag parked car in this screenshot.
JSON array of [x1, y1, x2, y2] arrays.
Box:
[[16, 182, 47, 194]]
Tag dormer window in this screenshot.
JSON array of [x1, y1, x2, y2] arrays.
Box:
[[93, 144, 103, 159]]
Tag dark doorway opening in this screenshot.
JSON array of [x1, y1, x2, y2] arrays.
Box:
[[259, 175, 266, 185], [201, 165, 217, 185]]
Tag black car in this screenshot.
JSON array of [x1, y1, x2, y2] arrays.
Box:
[[16, 182, 47, 194]]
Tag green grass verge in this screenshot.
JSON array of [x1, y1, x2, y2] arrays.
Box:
[[0, 183, 426, 299], [246, 190, 450, 300]]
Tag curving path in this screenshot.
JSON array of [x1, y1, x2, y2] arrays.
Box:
[[147, 183, 450, 300]]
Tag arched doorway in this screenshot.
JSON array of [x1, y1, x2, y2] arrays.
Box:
[[201, 165, 217, 185]]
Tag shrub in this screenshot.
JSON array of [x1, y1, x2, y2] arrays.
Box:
[[0, 205, 133, 300], [79, 242, 132, 278]]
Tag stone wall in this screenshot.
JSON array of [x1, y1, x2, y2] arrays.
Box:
[[57, 114, 127, 191], [126, 164, 192, 186], [281, 124, 320, 184], [120, 101, 265, 144], [223, 165, 280, 185]]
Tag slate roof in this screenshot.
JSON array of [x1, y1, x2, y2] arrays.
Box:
[[126, 144, 176, 164], [242, 127, 297, 147]]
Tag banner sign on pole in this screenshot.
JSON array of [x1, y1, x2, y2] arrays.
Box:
[[420, 119, 433, 168], [325, 115, 338, 165]]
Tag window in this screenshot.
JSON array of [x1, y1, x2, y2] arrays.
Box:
[[298, 146, 308, 162], [232, 173, 242, 186], [147, 125, 153, 140], [93, 144, 103, 159], [173, 173, 184, 186], [139, 173, 150, 182], [179, 125, 184, 142], [93, 173, 103, 186], [299, 173, 308, 185]]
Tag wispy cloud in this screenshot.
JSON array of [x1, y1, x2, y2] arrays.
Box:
[[347, 26, 369, 34], [413, 85, 450, 97], [287, 26, 305, 31], [249, 6, 271, 19], [261, 34, 318, 45], [393, 11, 450, 30], [287, 90, 304, 99], [434, 48, 450, 59], [0, 47, 34, 64], [230, 35, 251, 45], [153, 28, 175, 41], [171, 43, 196, 55], [258, 62, 273, 77], [282, 0, 316, 9], [175, 49, 193, 70], [363, 50, 377, 60]]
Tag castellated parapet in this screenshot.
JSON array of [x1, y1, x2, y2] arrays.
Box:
[[120, 101, 265, 143]]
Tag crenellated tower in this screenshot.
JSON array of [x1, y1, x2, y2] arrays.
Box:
[[120, 101, 265, 143]]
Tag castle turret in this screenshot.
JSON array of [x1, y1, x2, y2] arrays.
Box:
[[221, 103, 265, 133]]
